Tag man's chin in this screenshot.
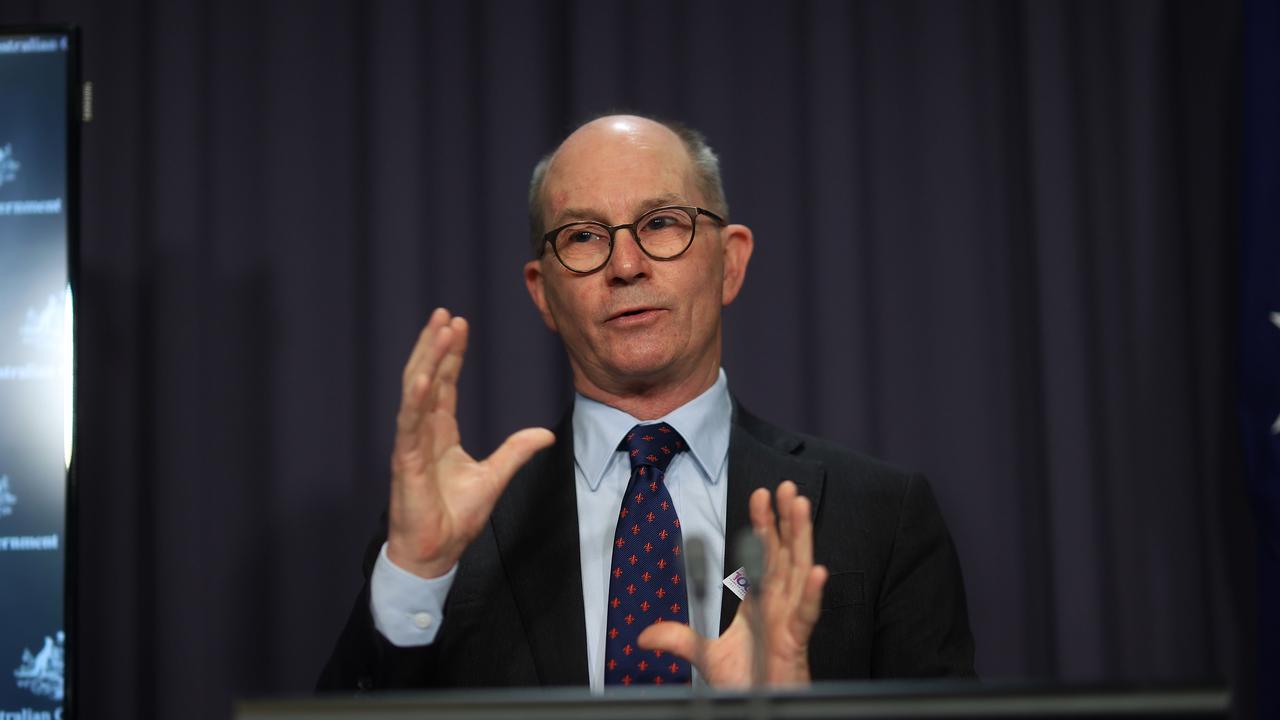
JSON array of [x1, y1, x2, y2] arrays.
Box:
[[587, 352, 684, 391], [605, 360, 678, 386]]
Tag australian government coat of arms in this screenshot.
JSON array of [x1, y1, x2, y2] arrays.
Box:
[[13, 631, 64, 701]]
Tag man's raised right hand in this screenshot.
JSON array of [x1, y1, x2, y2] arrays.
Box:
[[386, 308, 556, 579]]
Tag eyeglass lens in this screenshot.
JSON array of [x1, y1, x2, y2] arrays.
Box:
[[553, 207, 696, 272]]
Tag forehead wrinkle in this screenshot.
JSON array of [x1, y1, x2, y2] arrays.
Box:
[[553, 193, 689, 227]]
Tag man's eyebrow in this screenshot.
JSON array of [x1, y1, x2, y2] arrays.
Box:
[[553, 194, 687, 226]]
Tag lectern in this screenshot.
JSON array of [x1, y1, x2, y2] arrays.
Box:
[[238, 682, 1229, 720]]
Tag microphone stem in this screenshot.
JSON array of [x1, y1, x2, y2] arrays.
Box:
[[735, 529, 769, 720], [687, 537, 711, 720]]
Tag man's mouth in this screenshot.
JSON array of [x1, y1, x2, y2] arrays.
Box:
[[607, 306, 664, 323]]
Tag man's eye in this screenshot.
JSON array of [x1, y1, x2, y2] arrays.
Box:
[[644, 215, 676, 231], [569, 230, 599, 243]]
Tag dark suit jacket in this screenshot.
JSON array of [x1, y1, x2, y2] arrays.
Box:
[[317, 404, 975, 691]]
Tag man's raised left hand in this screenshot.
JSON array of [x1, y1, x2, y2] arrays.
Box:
[[637, 480, 828, 688]]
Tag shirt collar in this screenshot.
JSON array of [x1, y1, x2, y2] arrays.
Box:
[[573, 368, 732, 492]]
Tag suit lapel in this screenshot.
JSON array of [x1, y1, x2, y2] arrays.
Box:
[[490, 413, 589, 686], [719, 404, 827, 633]]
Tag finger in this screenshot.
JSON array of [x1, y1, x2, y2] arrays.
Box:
[[775, 481, 797, 550], [398, 323, 456, 456], [415, 321, 456, 408], [793, 564, 828, 634], [401, 308, 450, 389], [483, 428, 556, 485], [773, 499, 803, 604], [403, 325, 459, 434], [749, 488, 779, 572], [393, 373, 432, 458], [402, 320, 455, 412], [771, 483, 812, 599], [637, 622, 702, 667], [431, 316, 469, 419], [394, 323, 462, 473], [788, 496, 815, 593], [768, 542, 793, 606]]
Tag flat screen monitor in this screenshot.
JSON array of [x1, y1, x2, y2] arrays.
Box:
[[0, 25, 79, 720]]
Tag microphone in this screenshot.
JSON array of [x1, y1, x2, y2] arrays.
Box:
[[686, 536, 710, 605], [685, 536, 711, 714], [736, 529, 764, 585], [735, 529, 766, 689]]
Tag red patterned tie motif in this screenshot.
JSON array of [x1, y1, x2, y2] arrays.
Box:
[[604, 423, 691, 686]]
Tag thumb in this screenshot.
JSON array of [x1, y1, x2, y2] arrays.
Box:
[[637, 622, 701, 665], [484, 428, 556, 482]]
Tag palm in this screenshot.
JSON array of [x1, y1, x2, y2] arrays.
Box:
[[699, 598, 812, 687], [698, 615, 756, 687]]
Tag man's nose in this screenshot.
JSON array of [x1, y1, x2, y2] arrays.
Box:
[[605, 227, 650, 282]]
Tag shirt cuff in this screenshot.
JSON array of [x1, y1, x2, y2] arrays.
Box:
[[369, 542, 457, 647]]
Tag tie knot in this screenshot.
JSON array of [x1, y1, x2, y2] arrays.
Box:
[[618, 423, 686, 474]]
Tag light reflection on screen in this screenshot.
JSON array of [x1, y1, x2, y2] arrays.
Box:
[[0, 29, 73, 719]]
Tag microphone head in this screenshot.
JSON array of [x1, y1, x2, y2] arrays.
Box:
[[735, 529, 765, 581], [686, 536, 709, 600]]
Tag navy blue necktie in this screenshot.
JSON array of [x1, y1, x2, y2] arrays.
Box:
[[604, 423, 692, 686]]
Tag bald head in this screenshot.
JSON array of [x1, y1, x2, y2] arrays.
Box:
[[560, 115, 678, 156], [527, 114, 728, 254]]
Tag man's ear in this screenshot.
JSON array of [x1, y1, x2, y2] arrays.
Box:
[[524, 258, 559, 332], [719, 223, 754, 306]]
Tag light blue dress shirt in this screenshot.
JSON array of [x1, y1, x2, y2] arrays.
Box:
[[370, 369, 733, 693]]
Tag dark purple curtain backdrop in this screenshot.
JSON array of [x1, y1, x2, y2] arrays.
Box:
[[0, 1, 1252, 719]]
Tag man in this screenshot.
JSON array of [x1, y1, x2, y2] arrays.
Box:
[[318, 115, 974, 692]]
